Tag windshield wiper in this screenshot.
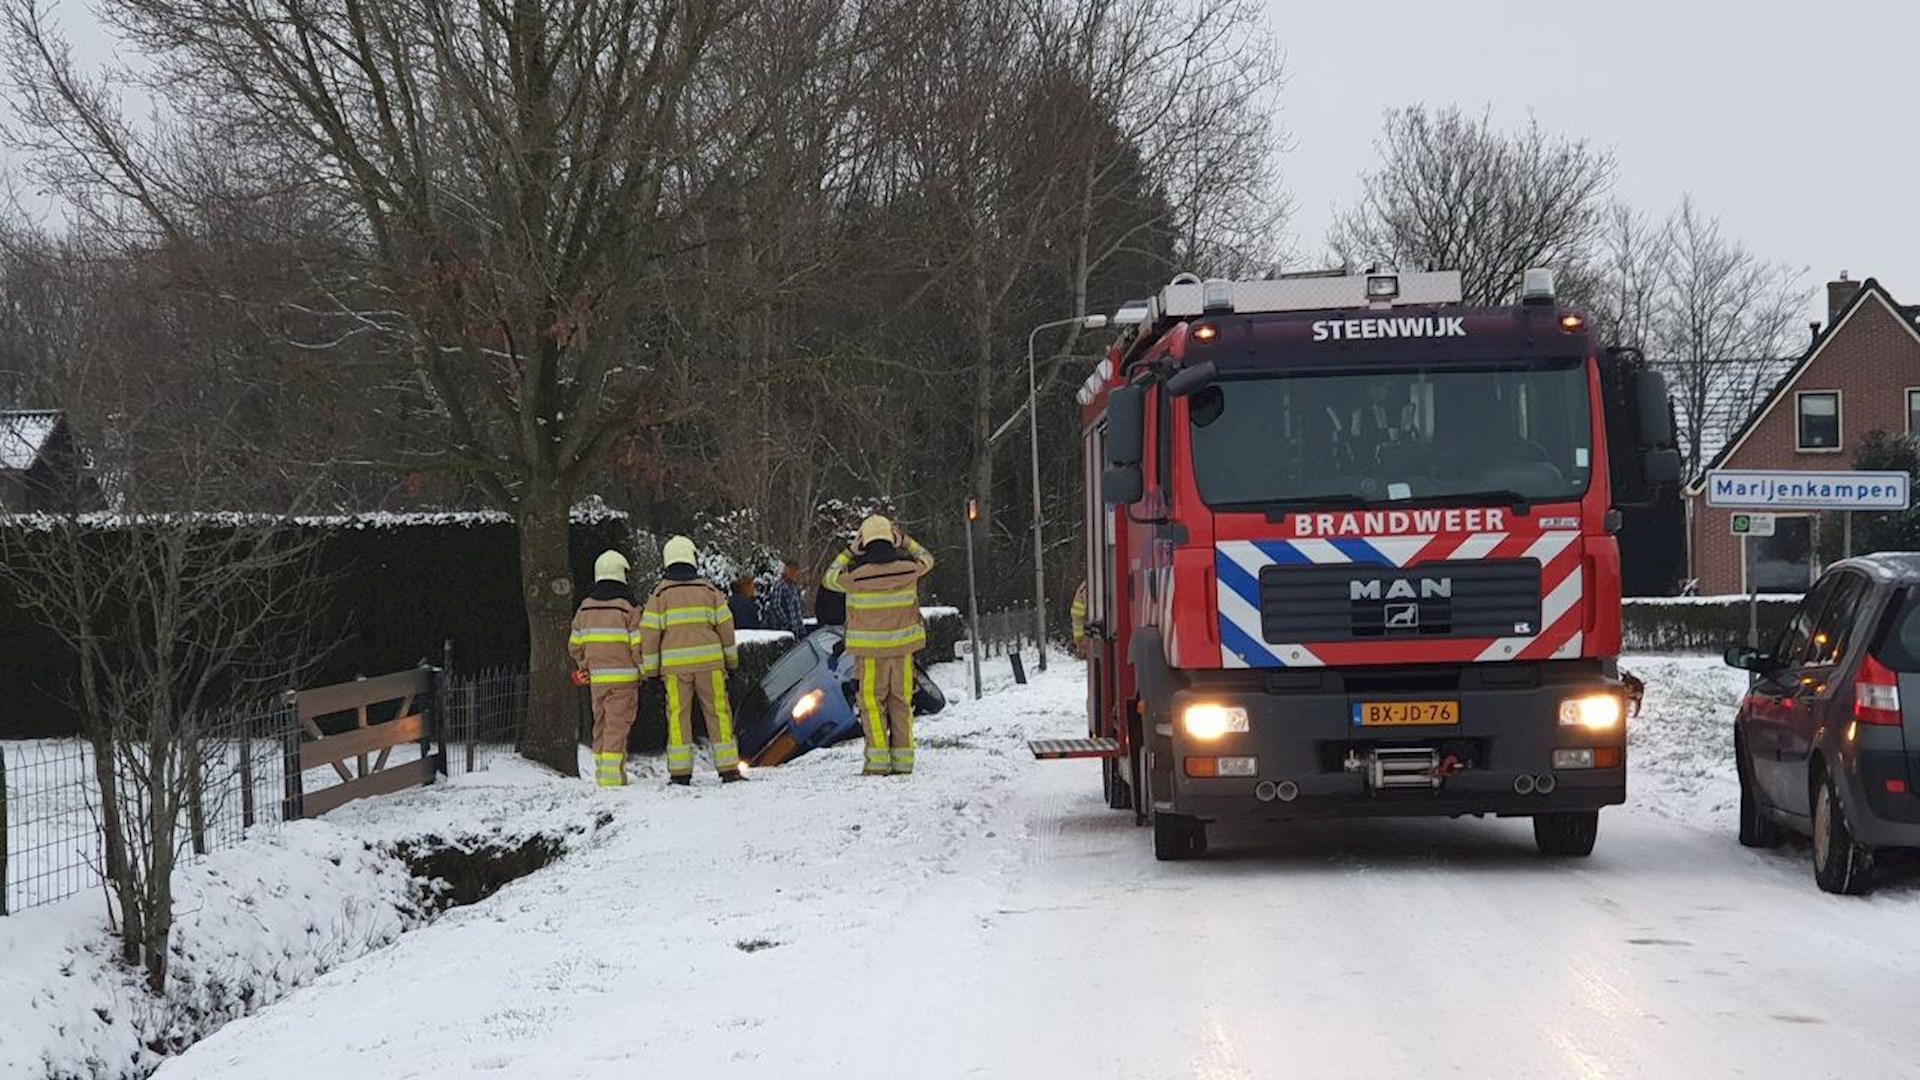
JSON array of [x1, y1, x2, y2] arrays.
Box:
[[1215, 493, 1371, 516], [1418, 489, 1535, 514]]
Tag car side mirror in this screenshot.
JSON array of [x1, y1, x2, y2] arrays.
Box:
[[1723, 644, 1777, 673]]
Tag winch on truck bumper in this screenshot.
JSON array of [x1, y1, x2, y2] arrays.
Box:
[[1157, 663, 1627, 821]]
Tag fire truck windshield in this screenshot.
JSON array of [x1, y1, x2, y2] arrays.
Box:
[[1187, 357, 1593, 510]]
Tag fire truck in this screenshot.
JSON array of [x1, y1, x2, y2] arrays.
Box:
[[1031, 268, 1680, 860]]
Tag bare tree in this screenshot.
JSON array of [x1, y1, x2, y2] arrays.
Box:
[[1329, 106, 1616, 304], [1570, 203, 1667, 350], [1653, 197, 1806, 476], [0, 0, 778, 774], [0, 241, 330, 990]]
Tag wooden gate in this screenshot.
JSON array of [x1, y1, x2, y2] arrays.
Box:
[[283, 667, 443, 819]]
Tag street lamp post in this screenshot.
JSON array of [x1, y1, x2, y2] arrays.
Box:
[[1027, 313, 1109, 672]]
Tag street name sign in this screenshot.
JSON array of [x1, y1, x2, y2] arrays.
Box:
[[1705, 469, 1910, 512]]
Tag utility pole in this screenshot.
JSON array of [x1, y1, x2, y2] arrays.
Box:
[[1026, 313, 1108, 672], [965, 497, 984, 701]]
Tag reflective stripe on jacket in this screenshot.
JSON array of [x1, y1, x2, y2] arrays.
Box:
[[640, 578, 737, 675], [569, 594, 643, 683], [825, 536, 935, 657], [1070, 581, 1088, 644]]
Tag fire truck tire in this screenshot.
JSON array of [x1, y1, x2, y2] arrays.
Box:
[[1532, 811, 1600, 857]]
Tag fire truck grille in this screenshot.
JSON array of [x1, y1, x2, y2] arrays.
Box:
[[1257, 559, 1544, 642]]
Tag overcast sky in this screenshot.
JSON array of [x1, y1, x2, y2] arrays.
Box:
[[1268, 0, 1920, 321]]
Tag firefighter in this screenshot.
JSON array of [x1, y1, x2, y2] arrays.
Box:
[[569, 550, 644, 788], [824, 515, 935, 776], [1070, 580, 1089, 657], [640, 536, 743, 786]]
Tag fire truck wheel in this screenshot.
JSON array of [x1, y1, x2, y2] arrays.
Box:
[[1103, 758, 1132, 811], [1532, 811, 1600, 857]]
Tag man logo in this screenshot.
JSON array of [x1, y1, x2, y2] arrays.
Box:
[[1350, 576, 1453, 601], [1384, 602, 1420, 630]]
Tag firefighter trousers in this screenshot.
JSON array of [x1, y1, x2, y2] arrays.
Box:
[[590, 683, 639, 787], [664, 669, 740, 778], [858, 655, 915, 775]]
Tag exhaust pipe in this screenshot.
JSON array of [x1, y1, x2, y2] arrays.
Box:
[[1535, 773, 1558, 795], [1276, 780, 1300, 803], [1255, 781, 1278, 803], [1513, 774, 1536, 795]]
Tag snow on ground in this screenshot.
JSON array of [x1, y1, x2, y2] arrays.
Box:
[[15, 652, 1920, 1079]]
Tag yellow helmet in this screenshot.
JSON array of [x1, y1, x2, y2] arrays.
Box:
[[662, 535, 698, 568], [858, 515, 894, 547], [593, 550, 630, 583]]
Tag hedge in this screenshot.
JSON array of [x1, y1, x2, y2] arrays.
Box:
[[0, 510, 631, 738], [1621, 594, 1803, 654]]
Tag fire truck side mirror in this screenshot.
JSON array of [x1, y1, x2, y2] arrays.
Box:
[[1104, 466, 1144, 506], [1106, 385, 1146, 468], [1643, 447, 1682, 487], [1633, 369, 1674, 448]]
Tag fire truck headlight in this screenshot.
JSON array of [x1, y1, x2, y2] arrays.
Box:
[[1182, 703, 1249, 740], [1365, 273, 1399, 301], [1558, 693, 1623, 731]]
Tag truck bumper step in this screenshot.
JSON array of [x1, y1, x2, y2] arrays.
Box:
[[1029, 737, 1122, 760]]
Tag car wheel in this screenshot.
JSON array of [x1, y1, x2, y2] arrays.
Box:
[[1533, 811, 1599, 857], [1812, 770, 1874, 896], [1736, 732, 1783, 848]]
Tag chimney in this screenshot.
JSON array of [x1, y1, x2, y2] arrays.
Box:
[[1828, 270, 1861, 325]]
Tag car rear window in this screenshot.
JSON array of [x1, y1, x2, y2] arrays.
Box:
[[1871, 587, 1920, 672]]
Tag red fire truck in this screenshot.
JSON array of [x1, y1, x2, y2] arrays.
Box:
[[1033, 268, 1679, 860]]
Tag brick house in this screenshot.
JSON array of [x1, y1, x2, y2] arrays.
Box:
[[0, 409, 99, 512], [1684, 275, 1920, 594]]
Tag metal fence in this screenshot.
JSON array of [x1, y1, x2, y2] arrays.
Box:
[[971, 603, 1041, 660], [1, 668, 525, 915]]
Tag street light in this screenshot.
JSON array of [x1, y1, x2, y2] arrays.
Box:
[[1027, 312, 1109, 672]]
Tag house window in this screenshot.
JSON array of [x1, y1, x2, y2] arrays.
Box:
[[1908, 388, 1920, 436], [1796, 391, 1840, 451]]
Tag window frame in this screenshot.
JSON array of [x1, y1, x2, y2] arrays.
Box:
[[1802, 570, 1870, 669], [1907, 387, 1920, 436], [1794, 389, 1843, 453]]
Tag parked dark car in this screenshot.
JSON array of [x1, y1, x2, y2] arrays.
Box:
[[739, 627, 947, 767], [1725, 553, 1920, 894]]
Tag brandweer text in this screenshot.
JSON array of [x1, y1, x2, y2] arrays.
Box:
[[1293, 508, 1508, 537]]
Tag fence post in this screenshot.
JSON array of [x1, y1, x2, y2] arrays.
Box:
[[1, 741, 9, 915], [237, 709, 256, 829], [187, 726, 208, 856], [280, 690, 305, 822], [435, 640, 453, 778], [465, 681, 478, 774]]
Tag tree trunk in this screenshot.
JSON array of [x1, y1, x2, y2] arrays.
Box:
[[969, 259, 996, 540], [87, 726, 142, 964], [516, 493, 579, 776]]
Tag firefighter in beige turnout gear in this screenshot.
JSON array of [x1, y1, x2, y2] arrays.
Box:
[[824, 516, 935, 776], [641, 536, 743, 786], [569, 550, 644, 787]]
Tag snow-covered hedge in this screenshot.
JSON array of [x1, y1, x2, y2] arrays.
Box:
[[1621, 594, 1802, 653]]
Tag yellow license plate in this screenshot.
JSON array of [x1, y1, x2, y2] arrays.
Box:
[[1353, 700, 1459, 727]]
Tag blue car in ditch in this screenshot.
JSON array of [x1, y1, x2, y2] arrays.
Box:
[[740, 627, 947, 767]]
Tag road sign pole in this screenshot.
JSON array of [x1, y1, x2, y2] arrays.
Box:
[[964, 498, 984, 701], [1844, 511, 1853, 559]]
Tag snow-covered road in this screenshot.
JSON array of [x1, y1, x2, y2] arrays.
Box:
[[156, 657, 1920, 1080]]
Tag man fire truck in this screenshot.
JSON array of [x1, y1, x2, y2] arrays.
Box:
[[1032, 268, 1679, 860]]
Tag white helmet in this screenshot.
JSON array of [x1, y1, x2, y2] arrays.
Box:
[[593, 550, 630, 583]]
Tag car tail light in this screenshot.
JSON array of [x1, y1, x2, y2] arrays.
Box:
[[1855, 654, 1903, 726]]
